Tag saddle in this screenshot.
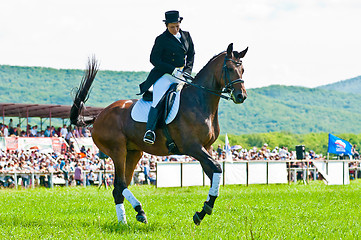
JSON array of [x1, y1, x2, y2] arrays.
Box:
[[142, 83, 181, 154]]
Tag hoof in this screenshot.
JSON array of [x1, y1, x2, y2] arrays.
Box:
[[136, 212, 148, 224], [193, 212, 201, 226], [203, 202, 213, 215]]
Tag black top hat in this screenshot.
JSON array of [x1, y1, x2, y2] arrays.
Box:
[[163, 10, 183, 24]]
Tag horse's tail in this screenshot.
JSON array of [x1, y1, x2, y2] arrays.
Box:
[[70, 57, 99, 126]]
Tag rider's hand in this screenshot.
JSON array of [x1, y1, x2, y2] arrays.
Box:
[[172, 67, 183, 78]]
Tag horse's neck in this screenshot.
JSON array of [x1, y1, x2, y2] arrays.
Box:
[[183, 70, 221, 116]]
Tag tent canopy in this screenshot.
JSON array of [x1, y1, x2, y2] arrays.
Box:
[[0, 102, 103, 119]]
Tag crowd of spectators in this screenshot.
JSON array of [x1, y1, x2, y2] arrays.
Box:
[[0, 147, 113, 188], [0, 119, 91, 139], [1, 119, 360, 188]]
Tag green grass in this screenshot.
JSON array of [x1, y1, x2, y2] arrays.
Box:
[[1, 181, 361, 239]]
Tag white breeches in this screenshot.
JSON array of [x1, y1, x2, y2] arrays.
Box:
[[151, 74, 183, 108]]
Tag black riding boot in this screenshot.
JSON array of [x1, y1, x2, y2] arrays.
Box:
[[143, 107, 159, 144]]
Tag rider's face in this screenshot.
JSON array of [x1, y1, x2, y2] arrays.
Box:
[[167, 22, 180, 35]]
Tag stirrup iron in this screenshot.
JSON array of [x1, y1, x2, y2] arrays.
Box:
[[143, 130, 156, 144]]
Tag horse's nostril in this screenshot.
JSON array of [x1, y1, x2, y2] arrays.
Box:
[[237, 94, 244, 100]]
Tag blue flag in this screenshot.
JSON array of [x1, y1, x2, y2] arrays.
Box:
[[328, 133, 352, 155]]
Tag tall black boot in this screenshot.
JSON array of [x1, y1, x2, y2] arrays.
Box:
[[143, 107, 159, 144]]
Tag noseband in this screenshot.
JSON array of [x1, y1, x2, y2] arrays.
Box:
[[222, 56, 244, 95]]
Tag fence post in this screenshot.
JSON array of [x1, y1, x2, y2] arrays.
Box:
[[223, 161, 225, 186], [202, 169, 205, 187], [14, 172, 18, 189], [356, 168, 358, 180], [98, 172, 102, 187], [343, 161, 345, 185], [313, 169, 317, 181], [246, 161, 249, 186], [303, 167, 307, 184], [287, 161, 291, 185], [50, 172, 54, 188], [31, 173, 35, 188], [83, 172, 86, 187], [180, 162, 183, 188], [156, 163, 158, 188], [266, 161, 269, 185], [294, 169, 297, 183], [306, 161, 310, 184]]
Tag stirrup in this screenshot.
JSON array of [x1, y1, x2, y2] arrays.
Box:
[[143, 130, 156, 144]]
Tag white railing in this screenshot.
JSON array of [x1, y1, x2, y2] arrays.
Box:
[[156, 160, 361, 187], [1, 160, 360, 189]]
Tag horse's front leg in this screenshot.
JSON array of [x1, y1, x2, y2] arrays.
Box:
[[189, 147, 222, 225]]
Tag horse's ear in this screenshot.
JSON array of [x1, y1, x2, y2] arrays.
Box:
[[226, 43, 233, 56], [238, 47, 248, 58]]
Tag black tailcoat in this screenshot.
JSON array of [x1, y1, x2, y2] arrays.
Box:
[[139, 29, 195, 94]]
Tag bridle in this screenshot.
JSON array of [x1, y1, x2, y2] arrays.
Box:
[[222, 56, 244, 96], [178, 54, 245, 100]]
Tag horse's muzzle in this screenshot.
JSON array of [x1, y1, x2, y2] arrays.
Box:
[[233, 92, 247, 104]]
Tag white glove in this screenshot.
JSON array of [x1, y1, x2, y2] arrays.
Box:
[[172, 68, 183, 78]]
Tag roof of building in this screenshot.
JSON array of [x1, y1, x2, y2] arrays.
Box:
[[0, 102, 104, 119]]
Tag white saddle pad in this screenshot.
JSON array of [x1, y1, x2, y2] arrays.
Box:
[[131, 91, 181, 124]]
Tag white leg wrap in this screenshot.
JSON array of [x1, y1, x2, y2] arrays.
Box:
[[122, 188, 141, 208], [115, 203, 127, 224], [208, 173, 221, 197]]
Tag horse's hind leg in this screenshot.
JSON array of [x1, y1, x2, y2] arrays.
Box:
[[111, 145, 147, 224], [125, 150, 147, 224], [189, 147, 222, 225]]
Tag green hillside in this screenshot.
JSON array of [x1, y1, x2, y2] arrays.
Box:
[[318, 75, 361, 94], [1, 65, 361, 135]]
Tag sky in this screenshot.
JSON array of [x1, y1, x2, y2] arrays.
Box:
[[0, 0, 360, 89]]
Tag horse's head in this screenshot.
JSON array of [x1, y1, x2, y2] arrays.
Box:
[[220, 43, 248, 104]]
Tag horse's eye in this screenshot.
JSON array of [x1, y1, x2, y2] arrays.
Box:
[[228, 67, 234, 72]]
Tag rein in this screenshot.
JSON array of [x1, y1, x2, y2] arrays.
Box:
[[174, 56, 244, 100]]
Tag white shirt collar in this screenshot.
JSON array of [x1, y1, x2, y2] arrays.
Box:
[[173, 32, 181, 42]]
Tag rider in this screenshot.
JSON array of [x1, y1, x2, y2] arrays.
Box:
[[139, 10, 195, 144]]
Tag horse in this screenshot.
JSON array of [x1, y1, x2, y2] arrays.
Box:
[[70, 43, 248, 225]]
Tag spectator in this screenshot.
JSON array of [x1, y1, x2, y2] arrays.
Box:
[[72, 126, 81, 138], [16, 124, 22, 136], [30, 125, 38, 137], [142, 160, 150, 184], [3, 125, 9, 137], [60, 125, 68, 138], [87, 170, 95, 186], [8, 119, 14, 129], [80, 145, 86, 154], [51, 126, 57, 137], [44, 126, 51, 137], [82, 127, 88, 137], [74, 163, 83, 186], [216, 144, 222, 160], [65, 126, 72, 144], [352, 145, 359, 159]]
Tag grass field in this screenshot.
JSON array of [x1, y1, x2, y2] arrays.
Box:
[[1, 181, 360, 239]]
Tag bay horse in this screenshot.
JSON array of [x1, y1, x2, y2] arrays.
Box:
[[70, 43, 248, 225]]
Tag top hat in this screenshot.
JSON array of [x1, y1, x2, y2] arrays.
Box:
[[163, 10, 183, 24]]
